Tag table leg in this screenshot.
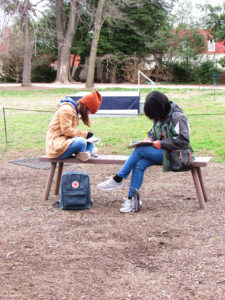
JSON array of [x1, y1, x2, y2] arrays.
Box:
[[43, 162, 57, 201], [191, 167, 206, 209], [196, 167, 208, 202], [54, 162, 64, 195]]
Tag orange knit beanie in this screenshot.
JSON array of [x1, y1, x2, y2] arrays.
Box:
[[79, 91, 102, 114]]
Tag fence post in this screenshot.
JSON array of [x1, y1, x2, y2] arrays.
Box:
[[138, 70, 140, 94], [3, 107, 8, 146], [212, 73, 217, 101]]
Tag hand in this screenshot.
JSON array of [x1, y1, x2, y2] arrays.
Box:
[[87, 132, 94, 139], [144, 137, 153, 142], [152, 140, 161, 149]]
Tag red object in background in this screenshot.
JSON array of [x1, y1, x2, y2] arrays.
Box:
[[72, 55, 80, 67], [50, 54, 81, 69]]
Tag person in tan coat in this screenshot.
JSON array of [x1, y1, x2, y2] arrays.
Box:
[[46, 91, 102, 161]]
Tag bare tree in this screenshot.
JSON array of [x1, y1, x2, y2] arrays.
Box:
[[85, 0, 105, 88], [0, 30, 24, 82], [0, 0, 46, 86], [55, 0, 82, 83]]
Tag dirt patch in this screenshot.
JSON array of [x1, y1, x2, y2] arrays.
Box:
[[0, 152, 224, 299]]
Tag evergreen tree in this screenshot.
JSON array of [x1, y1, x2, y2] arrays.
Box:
[[98, 0, 170, 58], [204, 3, 225, 41]]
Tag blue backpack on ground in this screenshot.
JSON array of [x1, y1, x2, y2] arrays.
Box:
[[60, 167, 92, 210]]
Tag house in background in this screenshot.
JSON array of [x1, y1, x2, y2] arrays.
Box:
[[142, 28, 225, 82], [199, 29, 225, 69]]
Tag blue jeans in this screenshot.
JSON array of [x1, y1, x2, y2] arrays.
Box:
[[117, 146, 163, 197], [57, 137, 94, 159]]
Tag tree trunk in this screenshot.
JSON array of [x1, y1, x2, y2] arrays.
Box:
[[55, 0, 81, 84], [85, 0, 106, 88], [22, 1, 31, 86], [56, 41, 72, 84], [110, 64, 117, 83], [96, 60, 103, 82]]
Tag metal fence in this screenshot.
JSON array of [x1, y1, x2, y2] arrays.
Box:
[[1, 107, 225, 161]]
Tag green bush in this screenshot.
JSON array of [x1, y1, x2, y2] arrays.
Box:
[[167, 60, 220, 84], [217, 71, 225, 84], [195, 60, 220, 84], [31, 64, 56, 83], [218, 56, 225, 68], [168, 62, 193, 82]]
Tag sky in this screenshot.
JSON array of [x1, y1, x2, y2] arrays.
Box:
[[173, 0, 224, 9], [172, 0, 224, 15], [171, 0, 224, 25]]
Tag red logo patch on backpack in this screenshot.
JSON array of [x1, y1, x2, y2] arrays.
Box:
[[72, 181, 79, 189]]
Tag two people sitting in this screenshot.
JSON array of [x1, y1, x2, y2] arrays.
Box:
[[46, 90, 191, 213]]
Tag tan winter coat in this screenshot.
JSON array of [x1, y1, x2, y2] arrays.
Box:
[[46, 103, 88, 158]]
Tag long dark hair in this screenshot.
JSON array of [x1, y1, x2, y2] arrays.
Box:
[[77, 101, 90, 127], [144, 91, 171, 121]]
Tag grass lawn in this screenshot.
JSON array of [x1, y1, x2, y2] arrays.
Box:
[[0, 87, 224, 162]]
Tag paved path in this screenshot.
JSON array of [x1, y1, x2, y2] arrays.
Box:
[[0, 82, 225, 90]]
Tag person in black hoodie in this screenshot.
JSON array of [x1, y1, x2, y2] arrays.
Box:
[[97, 91, 191, 213]]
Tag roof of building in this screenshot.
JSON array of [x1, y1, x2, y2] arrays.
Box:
[[199, 29, 225, 54]]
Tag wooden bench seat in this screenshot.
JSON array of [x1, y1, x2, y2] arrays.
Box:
[[39, 155, 212, 209]]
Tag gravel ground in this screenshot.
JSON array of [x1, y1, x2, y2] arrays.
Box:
[[0, 150, 224, 300]]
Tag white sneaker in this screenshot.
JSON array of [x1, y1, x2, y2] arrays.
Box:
[[91, 147, 98, 157], [120, 198, 132, 213], [97, 177, 123, 190], [120, 197, 143, 213], [76, 151, 91, 161]]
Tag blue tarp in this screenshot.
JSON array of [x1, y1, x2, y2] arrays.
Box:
[[66, 91, 140, 112]]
